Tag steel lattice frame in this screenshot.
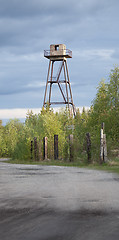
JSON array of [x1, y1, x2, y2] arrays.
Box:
[[43, 53, 76, 116]]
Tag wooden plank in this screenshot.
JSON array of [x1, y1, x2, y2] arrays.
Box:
[[54, 135, 58, 160], [100, 129, 104, 164], [103, 134, 107, 162], [31, 140, 33, 160], [34, 137, 37, 161], [43, 137, 48, 160], [69, 134, 74, 162], [86, 133, 91, 163]]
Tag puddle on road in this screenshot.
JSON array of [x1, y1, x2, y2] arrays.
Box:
[[14, 171, 59, 178], [18, 168, 44, 171], [113, 178, 119, 182], [95, 177, 119, 182]]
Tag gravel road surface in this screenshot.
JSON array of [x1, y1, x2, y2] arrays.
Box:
[[0, 160, 119, 240]]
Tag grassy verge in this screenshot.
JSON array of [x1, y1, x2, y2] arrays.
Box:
[[86, 163, 119, 174], [6, 157, 119, 174], [6, 158, 87, 167]]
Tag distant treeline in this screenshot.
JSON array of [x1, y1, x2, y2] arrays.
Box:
[[0, 66, 119, 162]]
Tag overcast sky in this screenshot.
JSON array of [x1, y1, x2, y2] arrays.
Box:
[[0, 0, 119, 119]]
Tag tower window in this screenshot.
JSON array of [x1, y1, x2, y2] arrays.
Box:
[[55, 45, 59, 51]]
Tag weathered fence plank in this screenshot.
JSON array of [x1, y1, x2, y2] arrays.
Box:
[[86, 132, 91, 163], [103, 134, 107, 162], [54, 135, 58, 160], [31, 140, 33, 160], [34, 137, 37, 161], [100, 128, 104, 164], [69, 134, 74, 161], [43, 137, 48, 160], [100, 123, 108, 163]]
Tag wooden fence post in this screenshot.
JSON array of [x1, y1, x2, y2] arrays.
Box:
[[100, 128, 104, 164], [31, 140, 33, 160], [38, 140, 43, 161], [103, 134, 107, 162], [34, 137, 37, 161], [86, 133, 91, 163], [69, 134, 74, 162], [43, 137, 48, 160], [100, 122, 107, 163], [54, 135, 58, 160]]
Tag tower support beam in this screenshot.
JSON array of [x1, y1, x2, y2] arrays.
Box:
[[43, 60, 51, 106], [43, 44, 76, 116]]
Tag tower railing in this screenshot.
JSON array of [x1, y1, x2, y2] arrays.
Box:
[[44, 49, 72, 58]]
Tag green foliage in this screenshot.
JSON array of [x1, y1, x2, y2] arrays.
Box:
[[0, 66, 119, 164], [41, 110, 65, 159], [108, 66, 119, 110], [87, 66, 119, 159]]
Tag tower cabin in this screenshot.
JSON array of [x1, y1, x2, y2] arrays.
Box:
[[44, 44, 72, 61]]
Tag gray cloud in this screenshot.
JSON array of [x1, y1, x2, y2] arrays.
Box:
[[0, 0, 115, 18], [0, 0, 117, 51], [0, 0, 119, 110]]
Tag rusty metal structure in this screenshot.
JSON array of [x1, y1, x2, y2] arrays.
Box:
[[43, 44, 76, 116]]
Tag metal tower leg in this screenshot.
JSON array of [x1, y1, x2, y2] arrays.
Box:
[[43, 60, 51, 106], [63, 59, 69, 108], [49, 61, 54, 104], [65, 61, 76, 116]]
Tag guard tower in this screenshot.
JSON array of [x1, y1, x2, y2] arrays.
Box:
[[43, 44, 76, 116]]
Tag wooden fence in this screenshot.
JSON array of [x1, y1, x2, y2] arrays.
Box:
[[30, 123, 108, 162]]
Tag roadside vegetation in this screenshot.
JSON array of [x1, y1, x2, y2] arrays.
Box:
[[0, 66, 119, 173]]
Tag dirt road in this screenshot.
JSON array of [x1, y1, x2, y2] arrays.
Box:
[[0, 160, 119, 239]]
